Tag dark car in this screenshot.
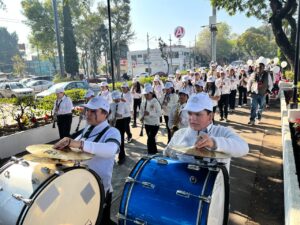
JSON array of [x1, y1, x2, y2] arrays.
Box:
[[152, 71, 167, 77]]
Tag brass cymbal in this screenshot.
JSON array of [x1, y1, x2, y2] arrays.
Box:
[[26, 144, 94, 161], [169, 145, 230, 159], [22, 154, 74, 165]]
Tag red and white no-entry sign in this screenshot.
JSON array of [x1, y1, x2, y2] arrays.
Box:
[[174, 26, 185, 39]]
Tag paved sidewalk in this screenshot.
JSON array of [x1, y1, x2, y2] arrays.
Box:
[[110, 99, 283, 225]]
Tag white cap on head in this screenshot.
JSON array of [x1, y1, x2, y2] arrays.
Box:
[[163, 82, 174, 89], [195, 80, 205, 87], [111, 90, 122, 100], [178, 89, 189, 96], [81, 96, 110, 113], [256, 57, 267, 66], [100, 81, 108, 87], [121, 82, 129, 88], [84, 89, 95, 98], [132, 78, 137, 83], [144, 83, 151, 89], [168, 74, 175, 78], [142, 85, 153, 94], [207, 76, 215, 83], [154, 77, 160, 82], [175, 69, 180, 74], [184, 93, 213, 112], [182, 75, 189, 82], [56, 87, 65, 93]]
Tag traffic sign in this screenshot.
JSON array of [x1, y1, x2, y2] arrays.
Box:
[[174, 26, 185, 39]]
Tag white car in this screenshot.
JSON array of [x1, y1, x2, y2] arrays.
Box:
[[0, 82, 34, 98], [26, 80, 53, 93]]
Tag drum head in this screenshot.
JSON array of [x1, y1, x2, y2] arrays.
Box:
[[21, 168, 103, 225]]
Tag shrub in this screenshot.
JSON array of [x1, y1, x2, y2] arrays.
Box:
[[285, 70, 294, 81]]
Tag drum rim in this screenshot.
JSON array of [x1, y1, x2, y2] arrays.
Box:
[[17, 165, 105, 225]]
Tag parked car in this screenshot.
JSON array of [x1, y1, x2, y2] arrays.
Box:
[[0, 82, 34, 98], [31, 76, 53, 81], [25, 80, 53, 93], [151, 71, 167, 77], [36, 81, 89, 98], [19, 78, 33, 86]]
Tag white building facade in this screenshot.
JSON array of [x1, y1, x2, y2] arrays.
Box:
[[127, 45, 193, 76]]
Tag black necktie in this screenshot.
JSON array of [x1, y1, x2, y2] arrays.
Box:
[[83, 125, 95, 139]]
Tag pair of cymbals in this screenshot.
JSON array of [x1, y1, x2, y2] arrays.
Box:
[[26, 144, 94, 161], [168, 145, 230, 159]]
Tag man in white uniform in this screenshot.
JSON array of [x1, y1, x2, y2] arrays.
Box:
[[164, 93, 249, 171]]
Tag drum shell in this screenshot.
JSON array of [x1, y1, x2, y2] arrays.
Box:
[[119, 156, 229, 225], [0, 158, 104, 225]]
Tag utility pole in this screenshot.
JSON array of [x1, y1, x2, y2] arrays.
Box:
[[36, 46, 42, 75], [52, 0, 64, 76], [194, 35, 196, 67], [169, 34, 173, 74], [107, 0, 115, 90], [147, 32, 151, 74], [210, 6, 217, 62]]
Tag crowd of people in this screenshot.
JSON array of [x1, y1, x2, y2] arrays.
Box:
[[52, 56, 284, 224]]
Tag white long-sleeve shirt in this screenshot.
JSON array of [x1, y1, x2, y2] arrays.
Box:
[[52, 95, 73, 115], [160, 93, 178, 116], [121, 91, 133, 111], [168, 102, 189, 129], [215, 77, 231, 95], [109, 101, 131, 121], [75, 120, 121, 193], [99, 90, 112, 103], [139, 97, 162, 126], [164, 123, 249, 171]]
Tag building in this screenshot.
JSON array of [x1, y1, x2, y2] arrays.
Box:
[[26, 56, 60, 77], [127, 45, 193, 76]]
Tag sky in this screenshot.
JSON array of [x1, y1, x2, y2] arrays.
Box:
[[0, 0, 264, 54]]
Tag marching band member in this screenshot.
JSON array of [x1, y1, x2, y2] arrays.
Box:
[[140, 85, 162, 155], [215, 69, 231, 122], [181, 75, 194, 96], [174, 69, 182, 93], [205, 76, 220, 122], [53, 87, 73, 139], [228, 68, 239, 112], [168, 89, 189, 137], [131, 78, 142, 128], [161, 82, 178, 143], [238, 67, 248, 107], [121, 82, 133, 143], [98, 81, 112, 103], [152, 76, 164, 100], [164, 93, 249, 172], [194, 80, 205, 94], [54, 96, 121, 225], [109, 90, 130, 165]]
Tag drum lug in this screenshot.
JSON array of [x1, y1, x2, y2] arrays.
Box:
[[208, 167, 220, 172], [125, 177, 155, 189], [117, 213, 147, 225], [187, 164, 200, 171], [176, 190, 211, 203], [55, 170, 64, 176], [4, 171, 10, 178], [156, 158, 168, 165], [12, 194, 33, 206], [20, 161, 30, 167]]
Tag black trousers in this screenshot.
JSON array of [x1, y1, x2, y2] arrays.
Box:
[[116, 118, 126, 160], [229, 89, 237, 110], [218, 94, 229, 119], [57, 114, 72, 139], [133, 98, 141, 124], [145, 124, 159, 154], [238, 86, 247, 105], [163, 115, 171, 143], [97, 192, 116, 225], [124, 117, 132, 139]]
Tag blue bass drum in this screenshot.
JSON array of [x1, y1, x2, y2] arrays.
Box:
[[118, 155, 229, 225]]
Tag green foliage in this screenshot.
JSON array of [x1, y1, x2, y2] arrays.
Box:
[[158, 37, 169, 74], [52, 74, 74, 83], [284, 70, 294, 81], [63, 0, 79, 76], [0, 27, 20, 72]]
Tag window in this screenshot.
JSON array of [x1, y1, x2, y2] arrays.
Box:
[[131, 55, 137, 61], [76, 82, 85, 89], [137, 54, 142, 58]]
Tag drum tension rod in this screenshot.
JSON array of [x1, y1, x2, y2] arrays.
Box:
[[176, 190, 211, 203], [125, 177, 155, 189], [117, 213, 147, 225], [12, 194, 33, 206]]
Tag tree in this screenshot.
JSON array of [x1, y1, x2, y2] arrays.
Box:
[[12, 55, 26, 77], [211, 0, 297, 70], [0, 0, 5, 10], [63, 0, 79, 76], [158, 37, 169, 74], [0, 27, 19, 72], [97, 0, 134, 80]]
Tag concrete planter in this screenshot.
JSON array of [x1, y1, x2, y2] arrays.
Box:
[[281, 91, 300, 225], [0, 116, 85, 159]]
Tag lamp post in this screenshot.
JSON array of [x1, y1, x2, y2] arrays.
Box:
[[107, 0, 115, 90]]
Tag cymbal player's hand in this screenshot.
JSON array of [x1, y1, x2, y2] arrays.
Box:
[[53, 137, 72, 150], [195, 134, 215, 150], [144, 111, 149, 116]]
